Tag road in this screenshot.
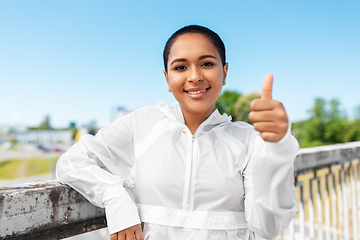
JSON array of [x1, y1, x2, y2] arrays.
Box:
[[0, 143, 62, 160]]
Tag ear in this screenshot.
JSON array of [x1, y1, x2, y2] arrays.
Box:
[[163, 70, 172, 92], [222, 63, 229, 86]]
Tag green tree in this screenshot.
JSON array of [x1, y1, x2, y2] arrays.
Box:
[[292, 98, 349, 148], [37, 115, 53, 130], [215, 90, 242, 119], [305, 98, 327, 145], [233, 93, 261, 123], [343, 119, 360, 142], [324, 99, 348, 143]]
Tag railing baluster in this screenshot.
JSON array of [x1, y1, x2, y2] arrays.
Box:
[[316, 176, 323, 240], [295, 177, 305, 240], [338, 166, 344, 240], [309, 171, 321, 240], [341, 165, 350, 240], [299, 181, 305, 240], [325, 168, 334, 240], [349, 162, 358, 240], [331, 170, 338, 240], [309, 172, 315, 240]]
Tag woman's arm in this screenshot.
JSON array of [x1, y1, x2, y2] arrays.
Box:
[[56, 116, 141, 235], [242, 128, 299, 239], [242, 74, 299, 239]]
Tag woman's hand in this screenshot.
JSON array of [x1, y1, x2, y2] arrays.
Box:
[[110, 224, 144, 240], [249, 74, 289, 143]]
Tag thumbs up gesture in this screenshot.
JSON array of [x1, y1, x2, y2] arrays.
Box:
[[248, 74, 289, 142]]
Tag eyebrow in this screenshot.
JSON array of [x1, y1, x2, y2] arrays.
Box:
[[199, 55, 217, 61], [170, 55, 217, 66], [170, 58, 187, 66]]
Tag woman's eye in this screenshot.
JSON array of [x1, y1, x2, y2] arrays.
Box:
[[175, 65, 186, 71], [201, 62, 213, 67]]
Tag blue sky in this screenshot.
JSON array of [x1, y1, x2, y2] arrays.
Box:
[[1, 1, 359, 128]]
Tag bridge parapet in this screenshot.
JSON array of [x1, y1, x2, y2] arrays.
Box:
[[0, 181, 105, 239]]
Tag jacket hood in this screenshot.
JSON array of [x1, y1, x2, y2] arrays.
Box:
[[156, 101, 232, 134]]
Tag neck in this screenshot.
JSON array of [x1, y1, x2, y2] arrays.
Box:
[[181, 107, 215, 135]]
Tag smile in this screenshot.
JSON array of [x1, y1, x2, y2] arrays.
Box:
[[184, 87, 210, 99], [185, 87, 210, 95], [188, 89, 206, 95]]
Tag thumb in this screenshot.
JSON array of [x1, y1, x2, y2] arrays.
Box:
[[262, 74, 273, 99]]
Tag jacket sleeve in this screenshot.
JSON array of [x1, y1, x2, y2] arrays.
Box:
[[56, 116, 140, 235], [242, 124, 299, 239]]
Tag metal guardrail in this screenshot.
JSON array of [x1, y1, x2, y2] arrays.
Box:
[[1, 141, 360, 239]]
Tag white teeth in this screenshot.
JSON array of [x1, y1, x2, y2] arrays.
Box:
[[188, 89, 206, 94]]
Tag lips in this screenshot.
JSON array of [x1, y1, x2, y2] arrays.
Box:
[[183, 87, 210, 99], [184, 87, 210, 95]]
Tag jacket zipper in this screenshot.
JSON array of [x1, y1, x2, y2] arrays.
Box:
[[187, 135, 195, 209], [182, 134, 196, 211]]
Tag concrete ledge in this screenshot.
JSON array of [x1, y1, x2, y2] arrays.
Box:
[[1, 141, 360, 239], [0, 181, 106, 239], [294, 141, 360, 175]]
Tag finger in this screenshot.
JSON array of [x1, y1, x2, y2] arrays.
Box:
[[248, 111, 274, 123], [250, 98, 278, 111], [262, 73, 273, 100], [253, 122, 279, 133], [249, 107, 288, 122], [135, 229, 144, 240], [260, 132, 283, 142], [118, 232, 125, 240], [110, 233, 118, 240], [127, 233, 135, 240]]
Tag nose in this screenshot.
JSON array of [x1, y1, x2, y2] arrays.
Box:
[[187, 66, 203, 82]]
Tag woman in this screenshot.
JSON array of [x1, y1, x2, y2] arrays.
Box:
[[56, 25, 299, 240]]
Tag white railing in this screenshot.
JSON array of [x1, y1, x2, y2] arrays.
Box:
[[280, 142, 360, 240]]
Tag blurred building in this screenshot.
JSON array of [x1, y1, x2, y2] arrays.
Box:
[[83, 120, 98, 135], [16, 130, 72, 147], [75, 128, 89, 141], [110, 106, 133, 122], [0, 125, 11, 135], [0, 125, 27, 134], [0, 125, 28, 143], [69, 122, 76, 128]]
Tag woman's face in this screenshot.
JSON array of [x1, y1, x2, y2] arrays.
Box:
[[164, 33, 228, 119]]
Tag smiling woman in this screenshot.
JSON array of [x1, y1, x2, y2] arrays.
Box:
[[164, 32, 228, 134], [56, 25, 299, 240]]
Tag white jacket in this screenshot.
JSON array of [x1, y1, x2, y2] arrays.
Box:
[[56, 101, 299, 240]]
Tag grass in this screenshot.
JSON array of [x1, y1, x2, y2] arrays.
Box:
[[0, 157, 59, 180]]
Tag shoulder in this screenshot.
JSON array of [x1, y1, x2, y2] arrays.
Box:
[[221, 121, 257, 139], [96, 106, 165, 143], [108, 105, 172, 138], [210, 120, 258, 151], [130, 106, 163, 120], [228, 120, 254, 129]]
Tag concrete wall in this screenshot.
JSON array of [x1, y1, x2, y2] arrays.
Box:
[[295, 141, 360, 175], [0, 181, 105, 239]]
